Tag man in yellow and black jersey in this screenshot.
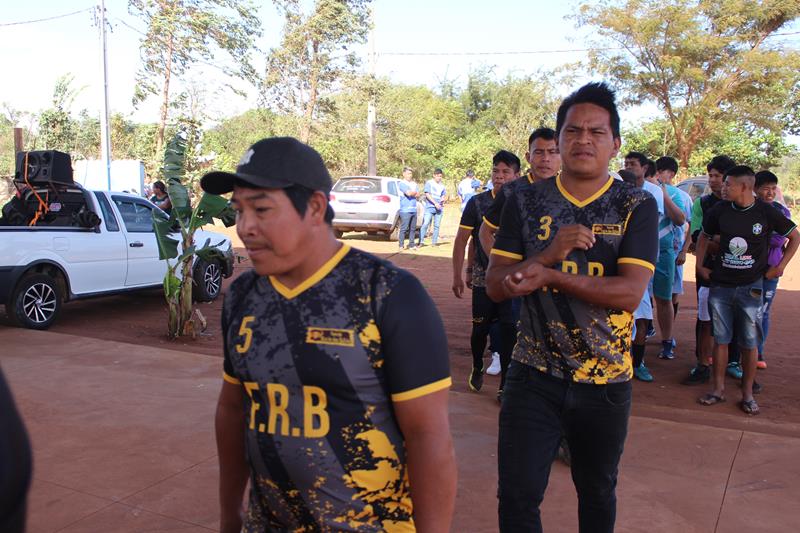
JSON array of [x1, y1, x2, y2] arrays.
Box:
[[452, 150, 520, 398], [486, 83, 658, 533], [478, 127, 561, 256], [204, 137, 456, 533]]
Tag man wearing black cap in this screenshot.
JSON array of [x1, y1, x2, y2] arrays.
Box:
[[206, 137, 456, 532]]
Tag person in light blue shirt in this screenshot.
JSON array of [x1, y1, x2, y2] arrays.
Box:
[[457, 170, 480, 212], [397, 166, 419, 250], [418, 168, 448, 246], [650, 157, 687, 360]]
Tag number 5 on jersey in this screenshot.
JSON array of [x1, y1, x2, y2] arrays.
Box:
[[236, 316, 255, 353]]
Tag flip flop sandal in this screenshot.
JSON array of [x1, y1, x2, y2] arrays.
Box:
[[698, 393, 726, 406], [740, 399, 760, 415]]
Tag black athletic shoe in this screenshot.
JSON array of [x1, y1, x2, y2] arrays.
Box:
[[682, 364, 710, 385], [468, 367, 484, 392]]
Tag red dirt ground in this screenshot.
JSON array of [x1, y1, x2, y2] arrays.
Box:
[[5, 231, 800, 436]]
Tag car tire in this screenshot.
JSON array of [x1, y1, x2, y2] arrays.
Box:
[[387, 219, 400, 241], [334, 229, 344, 239], [193, 258, 223, 302], [9, 273, 62, 330]]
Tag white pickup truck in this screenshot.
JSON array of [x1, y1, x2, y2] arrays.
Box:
[[0, 185, 234, 329]]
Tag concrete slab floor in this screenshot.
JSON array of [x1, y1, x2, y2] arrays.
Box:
[[3, 329, 799, 533]]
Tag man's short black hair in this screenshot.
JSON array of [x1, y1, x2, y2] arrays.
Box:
[[725, 165, 755, 181], [434, 168, 444, 175], [284, 184, 335, 225], [528, 127, 556, 146], [493, 150, 521, 173], [556, 82, 620, 139], [624, 151, 649, 167], [707, 155, 736, 175], [655, 156, 679, 174], [645, 159, 656, 178], [617, 169, 637, 185], [755, 170, 779, 188], [152, 180, 166, 193]]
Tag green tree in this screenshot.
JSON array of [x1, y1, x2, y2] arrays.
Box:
[[623, 116, 796, 176], [129, 0, 261, 161], [38, 74, 81, 152], [262, 0, 372, 143], [579, 0, 800, 173]]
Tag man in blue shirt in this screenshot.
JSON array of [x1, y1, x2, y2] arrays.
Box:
[[397, 166, 419, 250], [418, 168, 448, 246]]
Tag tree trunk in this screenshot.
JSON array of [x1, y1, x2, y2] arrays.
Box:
[[299, 42, 320, 144], [155, 34, 175, 160]]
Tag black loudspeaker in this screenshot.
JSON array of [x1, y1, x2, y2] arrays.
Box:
[[15, 150, 74, 186]]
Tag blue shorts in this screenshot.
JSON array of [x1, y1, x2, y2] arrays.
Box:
[[653, 249, 676, 300], [673, 264, 684, 295], [708, 279, 763, 348], [634, 282, 653, 321]]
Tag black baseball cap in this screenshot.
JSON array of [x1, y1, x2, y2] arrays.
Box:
[[201, 137, 332, 195]]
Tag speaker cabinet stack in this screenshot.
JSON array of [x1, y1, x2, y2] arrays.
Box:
[[15, 150, 74, 186]]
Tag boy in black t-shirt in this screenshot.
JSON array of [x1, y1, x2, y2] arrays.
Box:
[[696, 166, 799, 415]]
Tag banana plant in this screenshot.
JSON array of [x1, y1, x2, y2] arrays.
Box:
[[152, 133, 235, 338]]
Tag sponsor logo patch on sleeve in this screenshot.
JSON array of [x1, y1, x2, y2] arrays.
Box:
[[592, 224, 623, 235], [306, 327, 355, 347]]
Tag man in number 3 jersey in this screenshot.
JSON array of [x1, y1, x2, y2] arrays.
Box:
[[487, 83, 658, 533], [204, 137, 456, 533]]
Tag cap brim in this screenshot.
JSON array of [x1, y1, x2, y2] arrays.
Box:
[[200, 172, 293, 195]]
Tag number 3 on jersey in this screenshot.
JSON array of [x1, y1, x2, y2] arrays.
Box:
[[236, 316, 255, 353], [538, 216, 552, 241]]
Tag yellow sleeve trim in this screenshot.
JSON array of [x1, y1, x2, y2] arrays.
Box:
[[481, 216, 498, 230], [618, 257, 655, 273], [392, 377, 452, 402], [459, 224, 474, 230], [223, 372, 241, 385], [491, 248, 524, 261]]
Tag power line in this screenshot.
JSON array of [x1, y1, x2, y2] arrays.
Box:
[[379, 30, 800, 57], [0, 7, 94, 28]]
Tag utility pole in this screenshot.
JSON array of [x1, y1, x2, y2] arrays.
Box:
[[99, 0, 112, 190], [366, 7, 377, 176]]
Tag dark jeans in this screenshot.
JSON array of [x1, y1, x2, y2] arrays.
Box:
[[471, 287, 515, 389], [498, 362, 632, 533], [397, 211, 416, 248]]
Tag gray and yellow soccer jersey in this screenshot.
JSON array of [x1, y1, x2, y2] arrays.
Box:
[[221, 245, 451, 532], [481, 172, 535, 231], [459, 189, 496, 287], [492, 176, 658, 384]]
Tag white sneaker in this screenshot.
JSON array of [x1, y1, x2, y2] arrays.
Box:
[[486, 352, 502, 375]]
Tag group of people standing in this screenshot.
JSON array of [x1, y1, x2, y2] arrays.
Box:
[[205, 80, 796, 533], [396, 166, 448, 249]]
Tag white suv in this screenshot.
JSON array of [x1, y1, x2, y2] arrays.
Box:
[[330, 176, 422, 241]]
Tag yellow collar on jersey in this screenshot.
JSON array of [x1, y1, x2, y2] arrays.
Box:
[[269, 244, 351, 300], [556, 174, 613, 208]]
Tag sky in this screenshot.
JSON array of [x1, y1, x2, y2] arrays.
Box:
[[1, 1, 799, 136]]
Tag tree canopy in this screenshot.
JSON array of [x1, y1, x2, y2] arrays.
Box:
[[579, 0, 800, 174]]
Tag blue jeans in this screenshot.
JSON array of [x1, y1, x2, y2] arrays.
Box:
[[708, 279, 763, 349], [757, 277, 779, 356], [418, 208, 443, 245], [498, 362, 631, 533], [397, 211, 416, 248]]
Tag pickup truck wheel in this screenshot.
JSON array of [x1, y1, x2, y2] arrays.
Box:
[[193, 259, 222, 302], [9, 274, 62, 330], [386, 219, 400, 241], [334, 229, 344, 239]]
